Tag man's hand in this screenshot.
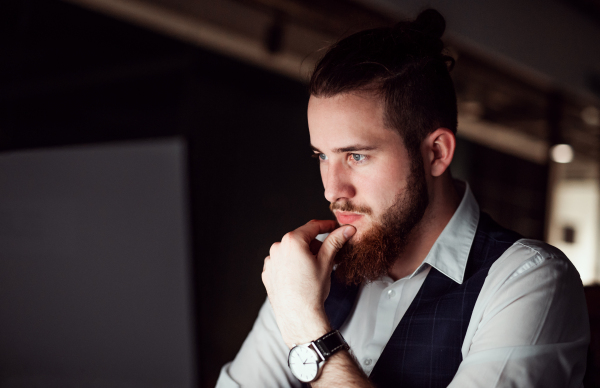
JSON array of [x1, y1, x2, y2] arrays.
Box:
[[261, 219, 356, 348]]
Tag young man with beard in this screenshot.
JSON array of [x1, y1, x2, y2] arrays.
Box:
[[217, 9, 589, 388]]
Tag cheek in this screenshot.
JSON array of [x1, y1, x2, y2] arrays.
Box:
[[358, 169, 405, 210]]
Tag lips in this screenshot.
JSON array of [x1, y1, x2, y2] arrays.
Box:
[[336, 212, 364, 224]]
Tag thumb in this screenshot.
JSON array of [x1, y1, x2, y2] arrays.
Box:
[[318, 225, 356, 264]]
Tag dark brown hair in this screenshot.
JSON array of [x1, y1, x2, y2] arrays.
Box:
[[309, 9, 457, 157]]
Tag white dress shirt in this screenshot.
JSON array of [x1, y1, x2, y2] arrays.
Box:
[[217, 184, 590, 387]]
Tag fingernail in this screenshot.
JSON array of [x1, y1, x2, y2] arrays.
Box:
[[343, 226, 356, 239]]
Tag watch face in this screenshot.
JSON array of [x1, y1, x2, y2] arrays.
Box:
[[288, 345, 320, 383]]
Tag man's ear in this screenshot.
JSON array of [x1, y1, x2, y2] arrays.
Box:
[[423, 128, 456, 177]]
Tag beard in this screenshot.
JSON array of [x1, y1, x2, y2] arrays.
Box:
[[331, 154, 429, 286]]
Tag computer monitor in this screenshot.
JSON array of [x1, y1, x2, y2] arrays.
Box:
[[0, 138, 197, 387]]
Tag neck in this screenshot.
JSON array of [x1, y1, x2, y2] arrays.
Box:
[[388, 175, 463, 281]]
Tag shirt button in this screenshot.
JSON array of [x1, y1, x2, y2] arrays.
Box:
[[387, 289, 396, 298], [364, 358, 372, 366]]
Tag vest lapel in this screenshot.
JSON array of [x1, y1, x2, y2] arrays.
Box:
[[324, 272, 360, 330]]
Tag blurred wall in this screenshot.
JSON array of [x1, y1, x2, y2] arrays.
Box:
[[357, 0, 600, 98]]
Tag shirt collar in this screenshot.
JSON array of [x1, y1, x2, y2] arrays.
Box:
[[409, 181, 479, 285]]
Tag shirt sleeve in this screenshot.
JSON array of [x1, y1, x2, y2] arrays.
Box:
[[449, 239, 590, 388], [216, 298, 301, 388]]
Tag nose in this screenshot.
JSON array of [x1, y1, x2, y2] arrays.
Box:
[[323, 160, 356, 203]]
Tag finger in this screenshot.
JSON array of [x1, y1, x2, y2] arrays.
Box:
[[294, 219, 339, 245], [261, 256, 271, 287], [318, 225, 356, 265], [309, 239, 323, 255], [269, 242, 280, 256]]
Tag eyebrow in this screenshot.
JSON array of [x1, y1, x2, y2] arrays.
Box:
[[310, 144, 378, 153]]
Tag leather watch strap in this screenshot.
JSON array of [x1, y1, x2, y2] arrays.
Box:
[[313, 330, 349, 359]]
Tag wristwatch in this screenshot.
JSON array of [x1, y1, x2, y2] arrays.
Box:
[[287, 330, 350, 383]]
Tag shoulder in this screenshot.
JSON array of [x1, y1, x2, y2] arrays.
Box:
[[488, 238, 579, 285], [477, 238, 587, 331], [466, 238, 589, 351], [457, 239, 589, 386], [473, 238, 587, 330]]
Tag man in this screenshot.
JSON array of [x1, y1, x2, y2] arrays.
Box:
[[217, 9, 589, 387]]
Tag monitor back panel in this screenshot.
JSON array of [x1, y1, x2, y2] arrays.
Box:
[[0, 138, 196, 388]]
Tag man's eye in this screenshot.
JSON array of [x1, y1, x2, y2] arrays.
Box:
[[310, 153, 327, 161], [351, 154, 366, 162]]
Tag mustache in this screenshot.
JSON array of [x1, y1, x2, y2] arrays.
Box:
[[329, 201, 372, 215]]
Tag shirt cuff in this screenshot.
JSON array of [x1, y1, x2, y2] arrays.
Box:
[[216, 362, 240, 388]]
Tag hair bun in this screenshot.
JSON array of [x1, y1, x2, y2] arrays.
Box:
[[413, 9, 446, 39]]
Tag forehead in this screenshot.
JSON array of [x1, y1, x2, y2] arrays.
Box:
[[307, 93, 402, 149]]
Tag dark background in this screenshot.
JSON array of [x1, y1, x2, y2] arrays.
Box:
[[0, 0, 552, 386]]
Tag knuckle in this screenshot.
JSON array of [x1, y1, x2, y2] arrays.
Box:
[[330, 237, 345, 251], [282, 231, 295, 243]]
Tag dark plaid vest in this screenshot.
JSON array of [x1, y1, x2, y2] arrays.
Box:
[[323, 212, 521, 388]]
